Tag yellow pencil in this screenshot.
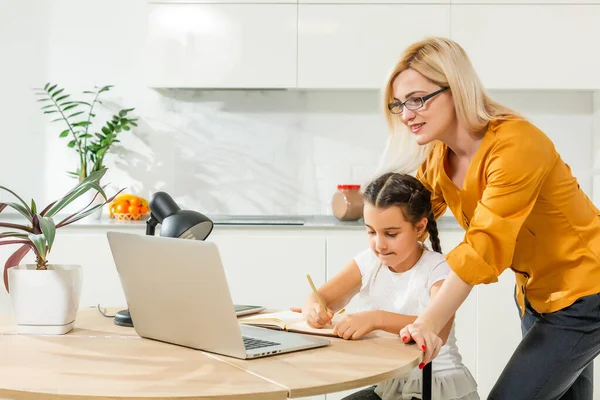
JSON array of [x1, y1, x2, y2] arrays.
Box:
[[306, 274, 327, 309], [306, 274, 345, 315]]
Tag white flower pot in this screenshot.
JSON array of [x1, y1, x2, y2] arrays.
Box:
[[8, 264, 82, 335]]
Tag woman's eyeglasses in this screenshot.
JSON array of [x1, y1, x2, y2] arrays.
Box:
[[388, 87, 448, 115]]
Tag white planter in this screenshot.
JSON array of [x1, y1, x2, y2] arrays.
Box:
[[8, 264, 82, 335]]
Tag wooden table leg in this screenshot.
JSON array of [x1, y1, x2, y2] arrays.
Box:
[[422, 362, 432, 400]]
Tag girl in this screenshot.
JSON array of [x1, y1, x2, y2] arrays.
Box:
[[298, 172, 478, 400], [385, 37, 600, 399]]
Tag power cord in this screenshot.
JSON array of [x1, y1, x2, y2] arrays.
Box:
[[96, 304, 115, 318]]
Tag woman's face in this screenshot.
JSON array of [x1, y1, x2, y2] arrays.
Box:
[[391, 68, 456, 145]]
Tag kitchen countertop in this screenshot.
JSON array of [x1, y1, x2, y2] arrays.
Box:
[[0, 213, 462, 230]]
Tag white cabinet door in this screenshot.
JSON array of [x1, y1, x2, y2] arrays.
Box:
[[475, 271, 520, 398], [326, 230, 368, 313], [146, 4, 297, 88], [451, 5, 600, 89], [209, 234, 326, 310], [298, 5, 451, 89], [301, 0, 448, 3], [452, 0, 598, 3], [438, 229, 478, 382], [150, 0, 294, 3]]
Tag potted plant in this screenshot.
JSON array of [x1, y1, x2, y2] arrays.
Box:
[[35, 83, 137, 219], [35, 83, 138, 181], [0, 168, 123, 334]]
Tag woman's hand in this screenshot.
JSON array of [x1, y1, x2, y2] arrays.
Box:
[[399, 320, 443, 366], [333, 311, 377, 340]]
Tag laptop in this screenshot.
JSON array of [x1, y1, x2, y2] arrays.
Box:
[[106, 232, 330, 359]]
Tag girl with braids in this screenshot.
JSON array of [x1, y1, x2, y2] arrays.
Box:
[[296, 172, 479, 400]]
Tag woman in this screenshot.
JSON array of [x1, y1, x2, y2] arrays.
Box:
[[382, 37, 600, 399]]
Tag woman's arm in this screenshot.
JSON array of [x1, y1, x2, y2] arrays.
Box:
[[373, 280, 455, 342], [400, 270, 473, 363]]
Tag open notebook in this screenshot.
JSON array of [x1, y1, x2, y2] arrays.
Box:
[[239, 310, 344, 337]]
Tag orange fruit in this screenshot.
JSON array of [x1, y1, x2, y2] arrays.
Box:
[[139, 205, 149, 214], [128, 205, 140, 214], [114, 200, 129, 213], [129, 198, 142, 207]]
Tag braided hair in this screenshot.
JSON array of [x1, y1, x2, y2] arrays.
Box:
[[363, 172, 441, 253]]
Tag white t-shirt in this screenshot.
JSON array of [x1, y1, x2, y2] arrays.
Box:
[[353, 249, 481, 400]]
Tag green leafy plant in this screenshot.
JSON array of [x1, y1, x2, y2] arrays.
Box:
[[0, 168, 124, 291], [35, 83, 138, 181]]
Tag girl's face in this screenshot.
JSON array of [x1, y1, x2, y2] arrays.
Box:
[[364, 203, 427, 273], [391, 68, 456, 146]]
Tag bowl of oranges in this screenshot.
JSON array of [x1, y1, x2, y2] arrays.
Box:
[[108, 194, 150, 221]]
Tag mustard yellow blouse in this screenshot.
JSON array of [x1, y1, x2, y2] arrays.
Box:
[[417, 118, 600, 316]]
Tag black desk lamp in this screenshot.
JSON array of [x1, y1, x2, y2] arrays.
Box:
[[114, 191, 214, 327]]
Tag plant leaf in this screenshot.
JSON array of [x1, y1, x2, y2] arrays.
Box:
[[30, 199, 37, 215], [39, 200, 57, 216], [28, 233, 46, 261], [45, 169, 108, 217], [44, 83, 50, 90], [68, 111, 84, 119], [44, 110, 58, 114], [0, 222, 33, 233], [3, 244, 32, 292], [51, 88, 64, 98], [38, 216, 56, 253], [55, 94, 70, 102], [59, 129, 70, 138], [58, 187, 125, 227], [0, 203, 6, 214], [5, 202, 32, 222], [47, 84, 57, 93], [0, 186, 33, 220], [67, 140, 76, 148], [73, 121, 92, 127], [62, 104, 78, 111]]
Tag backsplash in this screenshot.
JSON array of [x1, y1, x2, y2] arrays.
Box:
[[41, 89, 593, 216]]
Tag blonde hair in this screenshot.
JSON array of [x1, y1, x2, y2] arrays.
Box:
[[377, 37, 519, 175]]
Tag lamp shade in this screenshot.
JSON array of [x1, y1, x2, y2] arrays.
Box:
[[148, 192, 213, 240]]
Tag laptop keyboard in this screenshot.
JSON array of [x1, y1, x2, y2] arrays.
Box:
[[242, 336, 281, 350]]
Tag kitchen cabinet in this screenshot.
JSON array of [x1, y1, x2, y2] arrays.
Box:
[[150, 0, 295, 3], [451, 5, 600, 89], [452, 0, 599, 3], [301, 0, 448, 3], [146, 3, 297, 88], [297, 5, 451, 89]]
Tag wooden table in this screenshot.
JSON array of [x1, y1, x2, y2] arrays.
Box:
[[0, 308, 422, 399]]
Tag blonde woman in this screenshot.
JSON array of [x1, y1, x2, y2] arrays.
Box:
[[383, 37, 600, 399]]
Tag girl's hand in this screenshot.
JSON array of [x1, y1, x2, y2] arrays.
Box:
[[399, 321, 443, 366], [292, 294, 333, 328], [333, 311, 377, 340]]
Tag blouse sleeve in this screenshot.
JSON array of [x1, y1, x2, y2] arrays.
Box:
[[446, 126, 556, 285]]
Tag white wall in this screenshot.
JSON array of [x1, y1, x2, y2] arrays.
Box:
[[0, 0, 596, 216]]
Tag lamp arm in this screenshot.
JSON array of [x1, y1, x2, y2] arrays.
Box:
[[146, 214, 159, 236]]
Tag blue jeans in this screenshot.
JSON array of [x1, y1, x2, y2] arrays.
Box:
[[488, 292, 600, 399]]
